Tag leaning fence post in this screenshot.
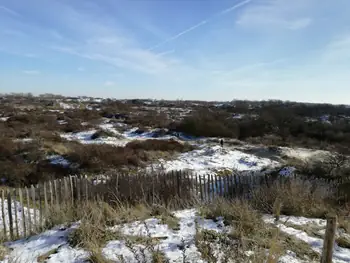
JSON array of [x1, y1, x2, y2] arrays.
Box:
[[321, 215, 337, 263]]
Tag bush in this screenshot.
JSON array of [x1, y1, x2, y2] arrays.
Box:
[[172, 109, 239, 138], [65, 144, 148, 171], [0, 138, 73, 187], [125, 139, 194, 152]]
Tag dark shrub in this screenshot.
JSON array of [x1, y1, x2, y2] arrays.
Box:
[[125, 139, 194, 152]]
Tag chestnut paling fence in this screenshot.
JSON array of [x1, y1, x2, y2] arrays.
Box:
[[0, 170, 342, 242]]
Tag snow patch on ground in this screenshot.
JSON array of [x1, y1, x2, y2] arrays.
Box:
[[47, 155, 71, 168], [104, 209, 224, 263], [0, 198, 40, 238], [280, 147, 330, 161], [60, 125, 197, 147], [264, 215, 350, 263], [155, 145, 278, 176], [59, 102, 76, 109], [13, 138, 34, 143], [1, 224, 82, 263], [3, 210, 349, 263]]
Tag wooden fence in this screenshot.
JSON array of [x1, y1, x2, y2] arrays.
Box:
[[0, 171, 342, 242]]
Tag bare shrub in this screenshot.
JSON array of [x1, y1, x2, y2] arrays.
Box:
[[125, 139, 194, 152], [65, 144, 148, 171]]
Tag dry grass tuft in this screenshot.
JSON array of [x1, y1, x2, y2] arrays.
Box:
[[336, 235, 350, 249], [86, 244, 113, 263], [250, 179, 333, 218], [0, 245, 8, 261], [200, 198, 263, 237], [150, 205, 180, 231], [37, 248, 59, 262], [68, 203, 122, 249]]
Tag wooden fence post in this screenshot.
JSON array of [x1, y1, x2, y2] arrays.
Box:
[[49, 181, 54, 208], [14, 189, 19, 239], [69, 176, 74, 205], [321, 215, 337, 263], [7, 190, 14, 240], [31, 185, 36, 233], [18, 188, 26, 237], [38, 185, 43, 230], [44, 182, 48, 219], [1, 190, 7, 240], [25, 187, 31, 235]]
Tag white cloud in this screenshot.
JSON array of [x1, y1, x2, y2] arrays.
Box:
[[287, 18, 312, 30], [43, 0, 182, 76], [155, 50, 175, 57], [236, 0, 313, 30], [22, 70, 40, 75], [104, 81, 115, 86]]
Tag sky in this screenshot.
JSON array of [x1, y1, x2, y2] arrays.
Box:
[[0, 0, 350, 103]]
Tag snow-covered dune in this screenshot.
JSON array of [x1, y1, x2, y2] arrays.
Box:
[[154, 145, 279, 176]]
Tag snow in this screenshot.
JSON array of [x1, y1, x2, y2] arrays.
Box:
[[104, 209, 224, 263], [59, 102, 76, 109], [279, 147, 330, 161], [264, 215, 350, 263], [0, 224, 85, 263], [60, 125, 198, 147], [2, 209, 350, 263], [0, 198, 39, 238], [232, 113, 244, 119], [0, 209, 225, 263], [155, 145, 278, 176], [278, 251, 310, 263], [13, 138, 34, 143], [57, 120, 67, 125], [0, 117, 9, 121], [47, 155, 71, 168], [279, 166, 296, 176]]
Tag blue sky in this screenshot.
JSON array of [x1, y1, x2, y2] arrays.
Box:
[[0, 0, 349, 103]]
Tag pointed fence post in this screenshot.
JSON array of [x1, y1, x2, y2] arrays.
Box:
[[321, 215, 337, 263]]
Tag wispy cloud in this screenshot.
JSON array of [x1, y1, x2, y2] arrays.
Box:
[[287, 18, 312, 30], [104, 81, 115, 86], [0, 5, 20, 17], [156, 50, 175, 57], [323, 34, 350, 62], [22, 70, 40, 75], [39, 1, 183, 75], [78, 67, 85, 72], [236, 0, 312, 30], [149, 0, 252, 50]]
